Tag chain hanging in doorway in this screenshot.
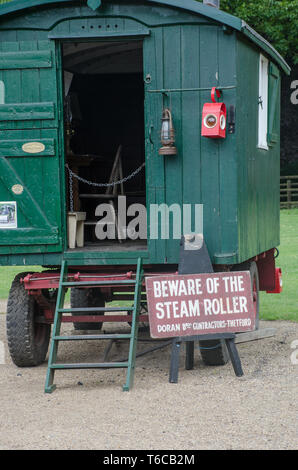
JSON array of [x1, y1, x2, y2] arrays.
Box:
[[65, 162, 146, 212]]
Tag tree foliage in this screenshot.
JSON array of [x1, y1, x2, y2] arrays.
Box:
[[200, 0, 298, 64]]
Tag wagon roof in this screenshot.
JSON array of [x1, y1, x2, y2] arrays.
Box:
[[0, 0, 290, 74]]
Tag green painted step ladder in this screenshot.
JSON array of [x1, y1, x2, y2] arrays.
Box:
[[45, 257, 143, 393]]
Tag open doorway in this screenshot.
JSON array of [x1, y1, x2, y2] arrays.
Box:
[[62, 40, 147, 252]]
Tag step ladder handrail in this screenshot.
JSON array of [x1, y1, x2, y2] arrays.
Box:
[[45, 259, 69, 393], [123, 257, 144, 391]]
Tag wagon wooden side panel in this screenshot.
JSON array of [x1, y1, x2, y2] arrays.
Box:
[[236, 37, 281, 264]]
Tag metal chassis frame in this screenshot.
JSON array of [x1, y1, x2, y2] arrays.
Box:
[[23, 269, 176, 324]]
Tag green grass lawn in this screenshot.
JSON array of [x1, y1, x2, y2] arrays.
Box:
[[0, 210, 297, 321], [259, 209, 298, 322], [0, 266, 42, 299]]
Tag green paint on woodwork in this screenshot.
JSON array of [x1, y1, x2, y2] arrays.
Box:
[[0, 81, 4, 105], [0, 3, 286, 268], [0, 103, 55, 121], [87, 0, 101, 11], [0, 0, 290, 74], [0, 49, 52, 69]]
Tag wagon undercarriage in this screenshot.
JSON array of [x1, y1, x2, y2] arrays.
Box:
[[22, 269, 157, 326], [5, 254, 267, 391]]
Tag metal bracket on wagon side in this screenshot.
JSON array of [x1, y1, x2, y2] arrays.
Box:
[[87, 0, 101, 11]]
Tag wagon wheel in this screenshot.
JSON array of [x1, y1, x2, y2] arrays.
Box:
[[71, 287, 105, 330], [199, 261, 260, 367], [139, 302, 150, 331], [6, 272, 51, 367], [127, 301, 149, 331], [231, 260, 260, 330], [198, 338, 229, 366]]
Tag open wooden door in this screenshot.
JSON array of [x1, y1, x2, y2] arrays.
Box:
[[0, 40, 63, 255]]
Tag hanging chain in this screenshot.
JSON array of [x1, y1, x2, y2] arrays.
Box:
[[66, 162, 145, 212], [68, 167, 74, 212]]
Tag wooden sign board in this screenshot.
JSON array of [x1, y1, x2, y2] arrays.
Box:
[[145, 272, 255, 339]]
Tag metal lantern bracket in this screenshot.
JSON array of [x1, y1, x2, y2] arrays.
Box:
[[87, 0, 102, 11], [148, 85, 236, 96]]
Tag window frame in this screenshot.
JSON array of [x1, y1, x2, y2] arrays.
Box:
[[258, 54, 269, 151]]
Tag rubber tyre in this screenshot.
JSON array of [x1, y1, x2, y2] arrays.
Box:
[[6, 273, 51, 367], [199, 338, 230, 366], [199, 261, 260, 366], [128, 303, 150, 331], [71, 288, 105, 330]]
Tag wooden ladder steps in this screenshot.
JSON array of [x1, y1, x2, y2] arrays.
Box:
[[44, 257, 143, 393]]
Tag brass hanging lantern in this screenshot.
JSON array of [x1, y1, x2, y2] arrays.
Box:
[[158, 108, 177, 156]]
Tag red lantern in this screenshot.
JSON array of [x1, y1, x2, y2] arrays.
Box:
[[201, 87, 227, 139]]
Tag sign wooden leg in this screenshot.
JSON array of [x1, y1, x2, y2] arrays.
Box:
[[169, 339, 181, 383], [185, 341, 194, 370], [225, 338, 244, 377]]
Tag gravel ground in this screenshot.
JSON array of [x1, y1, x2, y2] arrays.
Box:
[[0, 313, 297, 450]]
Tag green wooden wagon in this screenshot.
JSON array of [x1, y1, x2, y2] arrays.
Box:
[[0, 0, 290, 390]]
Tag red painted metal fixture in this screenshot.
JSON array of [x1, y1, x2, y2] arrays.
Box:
[[201, 87, 227, 139], [266, 268, 283, 294]]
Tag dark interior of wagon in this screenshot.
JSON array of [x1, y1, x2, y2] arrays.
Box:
[[62, 41, 147, 251]]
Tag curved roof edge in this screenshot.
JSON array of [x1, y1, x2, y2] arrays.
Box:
[[241, 21, 290, 75], [0, 0, 291, 74]]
